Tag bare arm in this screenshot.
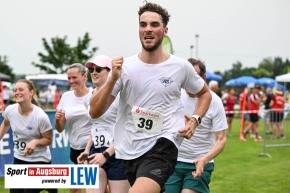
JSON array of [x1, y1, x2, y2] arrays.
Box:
[[77, 134, 93, 164], [54, 109, 66, 133], [89, 79, 116, 118], [0, 118, 11, 140], [89, 56, 123, 118], [200, 130, 226, 163], [179, 83, 212, 139], [193, 83, 212, 118], [84, 134, 93, 154], [192, 130, 226, 177], [87, 144, 116, 166], [24, 129, 53, 156]]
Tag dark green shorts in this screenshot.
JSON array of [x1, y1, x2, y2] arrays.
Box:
[[165, 161, 214, 193]]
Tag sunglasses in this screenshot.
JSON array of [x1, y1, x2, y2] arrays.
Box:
[[88, 66, 108, 73]]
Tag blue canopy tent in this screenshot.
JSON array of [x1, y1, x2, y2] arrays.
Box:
[[256, 77, 275, 86], [226, 76, 286, 91], [268, 82, 286, 91], [225, 79, 238, 86], [235, 76, 257, 86], [206, 71, 222, 81], [255, 77, 285, 91], [225, 76, 257, 86]]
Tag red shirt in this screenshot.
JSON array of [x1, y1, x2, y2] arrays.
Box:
[[239, 92, 247, 110], [249, 93, 260, 112], [225, 96, 236, 112], [271, 95, 285, 113]]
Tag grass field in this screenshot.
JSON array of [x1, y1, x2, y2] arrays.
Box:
[[1, 118, 290, 193]]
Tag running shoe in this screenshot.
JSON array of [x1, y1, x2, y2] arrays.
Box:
[[254, 136, 263, 141], [240, 135, 247, 141]]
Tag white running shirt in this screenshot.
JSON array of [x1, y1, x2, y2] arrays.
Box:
[[3, 104, 52, 162], [178, 89, 228, 163], [57, 88, 93, 150], [111, 54, 204, 159]]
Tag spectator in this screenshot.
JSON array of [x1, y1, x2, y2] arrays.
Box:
[[270, 88, 285, 139], [208, 80, 219, 94], [46, 87, 54, 109], [38, 88, 48, 108], [263, 87, 273, 135], [239, 88, 250, 140], [221, 89, 229, 107], [224, 88, 237, 137], [242, 85, 263, 141], [3, 85, 12, 107], [53, 89, 61, 109]]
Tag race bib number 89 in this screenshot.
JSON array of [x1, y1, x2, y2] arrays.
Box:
[[131, 106, 164, 134]]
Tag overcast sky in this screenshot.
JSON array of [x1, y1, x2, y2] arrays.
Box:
[[1, 0, 289, 75]]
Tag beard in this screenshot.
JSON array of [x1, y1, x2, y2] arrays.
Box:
[[141, 36, 163, 52]]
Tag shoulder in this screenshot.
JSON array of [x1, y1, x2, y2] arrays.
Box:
[[33, 105, 48, 117], [124, 55, 139, 65], [4, 103, 17, 111], [168, 55, 190, 66], [61, 90, 74, 98], [211, 91, 223, 105], [2, 104, 13, 119]]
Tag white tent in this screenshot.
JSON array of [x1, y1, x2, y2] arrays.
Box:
[[275, 72, 290, 82], [0, 72, 12, 82]]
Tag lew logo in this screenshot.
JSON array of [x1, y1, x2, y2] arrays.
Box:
[[159, 77, 173, 87], [5, 164, 100, 189]]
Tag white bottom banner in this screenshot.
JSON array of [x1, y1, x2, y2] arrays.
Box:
[[5, 164, 99, 189]]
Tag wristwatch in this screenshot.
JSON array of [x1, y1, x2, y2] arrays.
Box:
[[102, 151, 110, 160], [191, 115, 201, 125]]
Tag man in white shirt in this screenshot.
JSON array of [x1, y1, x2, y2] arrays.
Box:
[[89, 2, 212, 193], [165, 58, 227, 193]]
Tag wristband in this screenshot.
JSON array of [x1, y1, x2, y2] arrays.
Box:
[[102, 151, 110, 160], [191, 115, 201, 125]]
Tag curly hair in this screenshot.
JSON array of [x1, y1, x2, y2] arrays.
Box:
[[138, 1, 171, 27]]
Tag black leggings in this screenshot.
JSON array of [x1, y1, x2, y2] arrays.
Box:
[[10, 158, 58, 193]]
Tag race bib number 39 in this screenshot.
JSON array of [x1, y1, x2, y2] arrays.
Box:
[[131, 106, 164, 134], [92, 130, 111, 148]]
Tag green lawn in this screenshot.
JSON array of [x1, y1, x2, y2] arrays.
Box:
[[1, 118, 290, 193]]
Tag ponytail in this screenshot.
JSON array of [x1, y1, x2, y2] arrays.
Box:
[[31, 96, 41, 107]]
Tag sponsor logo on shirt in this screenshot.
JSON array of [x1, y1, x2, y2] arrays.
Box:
[[159, 77, 173, 87]]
